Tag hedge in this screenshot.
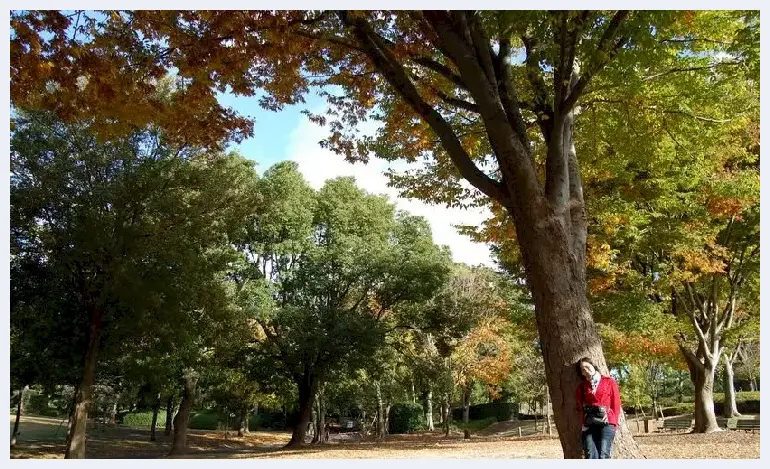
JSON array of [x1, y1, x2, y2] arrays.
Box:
[[453, 417, 498, 432], [451, 402, 519, 422], [389, 402, 425, 434], [121, 411, 168, 428]]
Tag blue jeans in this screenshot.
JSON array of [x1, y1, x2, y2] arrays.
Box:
[[582, 424, 616, 459]]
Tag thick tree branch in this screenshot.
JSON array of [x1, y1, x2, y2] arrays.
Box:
[[561, 10, 630, 115], [496, 34, 529, 149], [677, 340, 704, 373], [423, 11, 541, 204], [521, 35, 555, 142], [465, 11, 498, 89], [339, 11, 509, 205], [413, 56, 468, 90], [432, 88, 479, 113], [683, 283, 710, 361]]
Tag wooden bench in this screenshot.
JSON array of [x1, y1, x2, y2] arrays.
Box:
[[735, 419, 760, 432], [661, 418, 693, 432]]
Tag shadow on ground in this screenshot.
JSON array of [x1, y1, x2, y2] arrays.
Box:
[[10, 414, 760, 459]]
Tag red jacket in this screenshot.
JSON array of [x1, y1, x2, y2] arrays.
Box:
[[575, 375, 621, 427]]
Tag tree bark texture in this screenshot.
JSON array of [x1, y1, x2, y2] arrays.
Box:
[[11, 385, 28, 447], [722, 350, 741, 418], [286, 371, 318, 447], [424, 389, 434, 431], [65, 306, 103, 459], [164, 396, 174, 436], [169, 370, 199, 455], [150, 393, 161, 441]]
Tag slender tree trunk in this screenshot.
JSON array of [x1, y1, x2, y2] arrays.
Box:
[[462, 386, 470, 424], [375, 381, 385, 438], [545, 385, 553, 437], [676, 372, 685, 403], [11, 385, 28, 447], [150, 393, 161, 441], [238, 405, 249, 437], [308, 408, 316, 442], [722, 355, 741, 418], [384, 403, 391, 435], [164, 396, 174, 436], [359, 409, 367, 436], [65, 306, 103, 459], [443, 394, 451, 437], [318, 386, 327, 442], [169, 370, 199, 455], [311, 391, 322, 444], [108, 386, 120, 426], [286, 372, 318, 447], [424, 389, 434, 431]]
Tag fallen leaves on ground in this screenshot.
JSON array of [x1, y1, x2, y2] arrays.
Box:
[[10, 416, 760, 459]]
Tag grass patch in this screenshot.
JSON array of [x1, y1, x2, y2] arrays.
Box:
[[121, 411, 168, 428], [453, 417, 498, 432]]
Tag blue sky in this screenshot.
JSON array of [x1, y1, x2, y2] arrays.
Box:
[[217, 91, 327, 173], [216, 90, 495, 267]]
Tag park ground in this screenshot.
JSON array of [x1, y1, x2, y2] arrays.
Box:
[[10, 415, 759, 459]]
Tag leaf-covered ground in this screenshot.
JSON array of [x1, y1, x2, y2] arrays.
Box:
[[10, 415, 760, 459]]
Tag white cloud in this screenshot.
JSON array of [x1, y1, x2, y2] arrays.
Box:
[[285, 114, 495, 267]]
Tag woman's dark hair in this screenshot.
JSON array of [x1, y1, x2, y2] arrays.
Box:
[[576, 357, 596, 379]]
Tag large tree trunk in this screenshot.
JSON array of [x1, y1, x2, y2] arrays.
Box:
[[342, 9, 642, 459], [286, 372, 318, 447], [512, 205, 641, 458], [722, 353, 741, 418], [65, 306, 103, 459], [424, 389, 434, 431], [681, 348, 721, 433], [164, 396, 174, 436], [11, 385, 28, 447], [169, 370, 199, 456], [693, 365, 720, 432], [150, 393, 161, 441]]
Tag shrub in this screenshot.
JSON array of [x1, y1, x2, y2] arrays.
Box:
[[452, 402, 519, 422], [121, 411, 168, 428], [661, 403, 694, 417], [189, 410, 221, 430], [388, 402, 425, 434], [25, 392, 55, 416], [714, 399, 760, 415]]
